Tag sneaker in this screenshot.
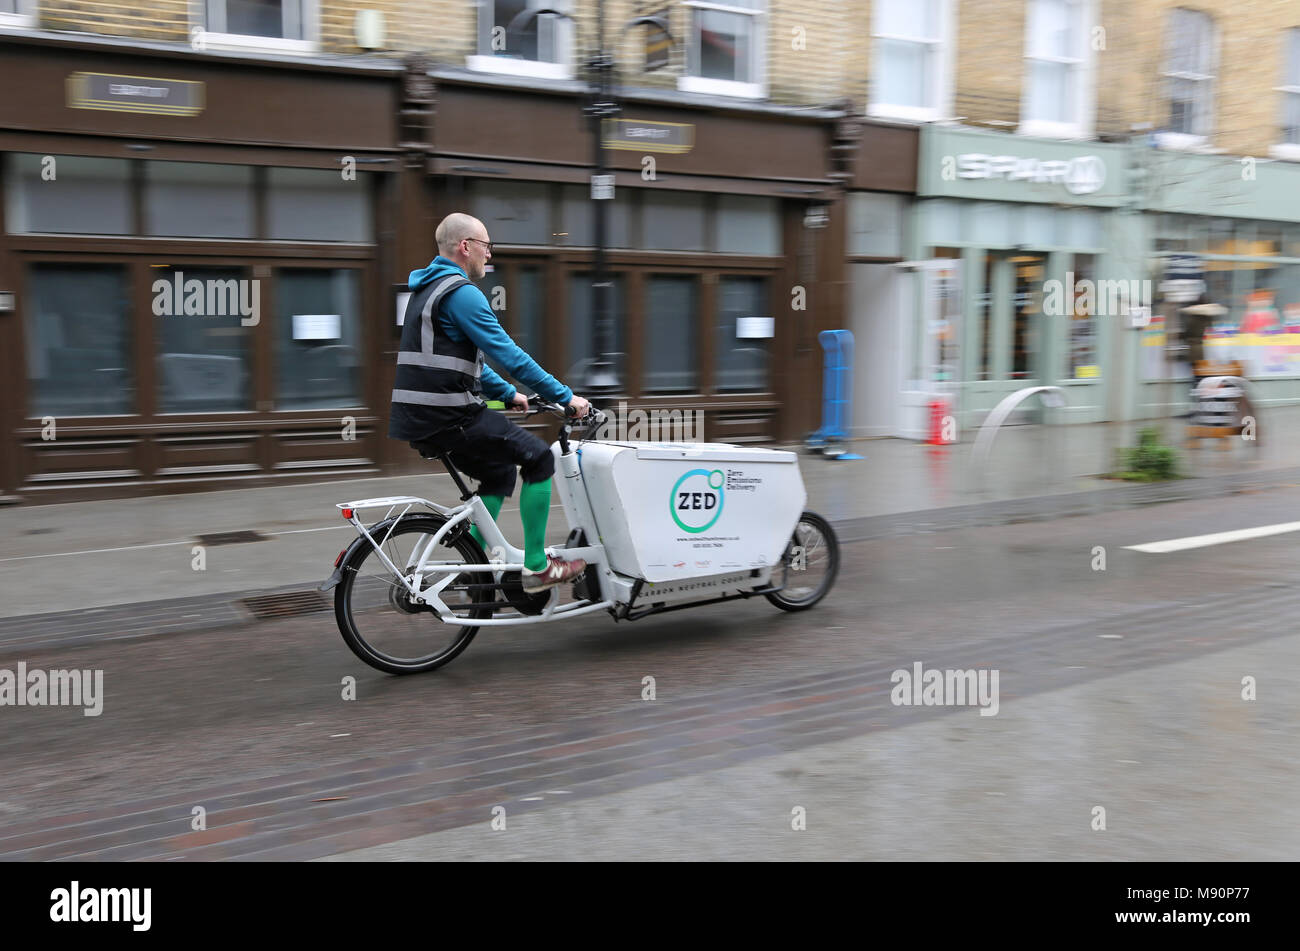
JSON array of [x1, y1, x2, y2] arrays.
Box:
[[521, 555, 588, 593]]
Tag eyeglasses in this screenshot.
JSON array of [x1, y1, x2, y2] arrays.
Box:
[[465, 237, 494, 253]]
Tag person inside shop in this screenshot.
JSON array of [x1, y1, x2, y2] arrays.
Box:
[[389, 212, 591, 592]]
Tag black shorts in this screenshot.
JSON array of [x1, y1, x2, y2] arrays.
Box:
[[410, 406, 555, 498]]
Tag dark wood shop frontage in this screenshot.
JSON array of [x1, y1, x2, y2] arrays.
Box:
[[0, 35, 912, 503]]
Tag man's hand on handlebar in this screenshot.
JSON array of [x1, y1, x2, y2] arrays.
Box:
[[511, 393, 603, 427]]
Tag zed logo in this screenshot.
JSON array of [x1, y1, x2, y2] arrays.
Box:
[[671, 468, 724, 533]]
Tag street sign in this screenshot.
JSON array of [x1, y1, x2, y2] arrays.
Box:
[[1160, 254, 1205, 303], [591, 174, 615, 200], [602, 118, 694, 154], [67, 72, 205, 117]]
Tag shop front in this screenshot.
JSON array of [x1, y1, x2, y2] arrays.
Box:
[[874, 125, 1136, 438], [417, 74, 847, 446], [0, 32, 404, 502], [1139, 149, 1300, 415]]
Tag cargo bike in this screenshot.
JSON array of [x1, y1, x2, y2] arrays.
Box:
[[321, 402, 840, 673]]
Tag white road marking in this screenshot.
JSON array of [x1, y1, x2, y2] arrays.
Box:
[[1, 506, 564, 562], [1125, 521, 1300, 553], [0, 539, 192, 563]]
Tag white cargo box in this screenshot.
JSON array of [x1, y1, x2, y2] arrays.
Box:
[[574, 441, 806, 583]]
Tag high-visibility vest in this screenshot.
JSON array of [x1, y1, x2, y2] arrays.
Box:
[[388, 274, 485, 440]]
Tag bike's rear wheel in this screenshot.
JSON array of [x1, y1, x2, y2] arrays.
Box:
[[335, 514, 493, 674], [765, 510, 839, 611]]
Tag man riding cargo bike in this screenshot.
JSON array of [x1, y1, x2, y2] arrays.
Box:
[[320, 212, 839, 674], [390, 212, 590, 593]]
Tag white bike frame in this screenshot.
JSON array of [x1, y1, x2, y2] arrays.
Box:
[[336, 478, 615, 627], [335, 408, 785, 628]]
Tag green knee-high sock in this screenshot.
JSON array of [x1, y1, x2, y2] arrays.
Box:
[[470, 494, 504, 550], [520, 479, 552, 572]]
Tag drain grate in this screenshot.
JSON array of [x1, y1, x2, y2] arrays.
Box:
[[196, 530, 267, 546], [241, 590, 328, 620]]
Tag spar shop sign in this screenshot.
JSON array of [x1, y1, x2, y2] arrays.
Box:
[[671, 469, 724, 533]]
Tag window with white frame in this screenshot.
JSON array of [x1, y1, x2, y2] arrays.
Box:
[[467, 0, 575, 80], [679, 0, 765, 99], [1276, 28, 1300, 155], [1161, 7, 1215, 142], [0, 0, 37, 28], [199, 0, 318, 53], [869, 0, 952, 121], [1021, 0, 1094, 137]]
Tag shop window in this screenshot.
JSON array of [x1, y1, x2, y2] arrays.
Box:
[[1286, 225, 1300, 259], [559, 184, 633, 249], [567, 274, 625, 391], [643, 192, 706, 252], [717, 196, 781, 255], [200, 0, 318, 53], [0, 0, 37, 28], [1253, 223, 1282, 258], [1069, 254, 1098, 380], [1010, 256, 1044, 380], [468, 0, 574, 80], [274, 269, 362, 410], [976, 255, 994, 381], [470, 181, 551, 246], [847, 192, 905, 258], [716, 276, 769, 392], [5, 154, 131, 236], [681, 0, 765, 99], [645, 276, 699, 393], [25, 264, 133, 418], [145, 162, 255, 239], [510, 267, 545, 362], [1273, 29, 1300, 160], [1021, 0, 1094, 138], [267, 168, 370, 243], [153, 266, 254, 414], [480, 264, 547, 383], [869, 0, 951, 122], [1159, 8, 1215, 146], [1155, 214, 1191, 253]]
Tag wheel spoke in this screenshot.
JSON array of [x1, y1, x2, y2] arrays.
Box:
[[336, 517, 490, 673]]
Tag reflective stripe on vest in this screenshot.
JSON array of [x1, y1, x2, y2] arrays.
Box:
[[390, 274, 484, 412], [397, 275, 483, 377], [390, 389, 480, 407]]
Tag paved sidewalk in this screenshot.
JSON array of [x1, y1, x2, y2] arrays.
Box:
[[0, 409, 1295, 621], [320, 628, 1300, 862]]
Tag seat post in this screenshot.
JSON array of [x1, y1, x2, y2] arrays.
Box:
[[437, 453, 475, 502]]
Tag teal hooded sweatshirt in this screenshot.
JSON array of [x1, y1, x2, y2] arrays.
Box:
[[406, 257, 572, 406]]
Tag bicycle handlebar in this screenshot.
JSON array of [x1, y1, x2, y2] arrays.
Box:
[[517, 399, 607, 428]]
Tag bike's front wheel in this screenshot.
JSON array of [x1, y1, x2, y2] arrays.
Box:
[[765, 510, 840, 612], [335, 514, 493, 674]]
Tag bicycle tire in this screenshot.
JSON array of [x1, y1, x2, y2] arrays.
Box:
[[765, 510, 840, 612], [335, 513, 493, 674]]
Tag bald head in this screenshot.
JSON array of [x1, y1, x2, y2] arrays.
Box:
[[435, 212, 492, 280], [436, 213, 486, 257]]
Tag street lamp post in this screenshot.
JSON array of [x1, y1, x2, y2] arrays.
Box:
[[506, 7, 673, 397]]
